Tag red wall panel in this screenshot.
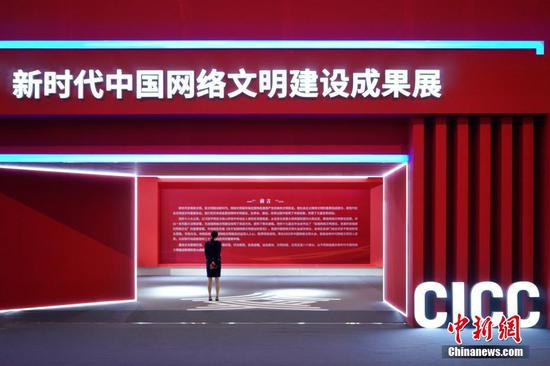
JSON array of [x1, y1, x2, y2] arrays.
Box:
[[137, 177, 159, 267], [0, 117, 410, 155], [157, 180, 379, 266], [1, 1, 549, 42], [408, 118, 425, 323], [384, 165, 407, 314], [0, 168, 134, 311], [370, 184, 383, 267], [137, 179, 384, 267]]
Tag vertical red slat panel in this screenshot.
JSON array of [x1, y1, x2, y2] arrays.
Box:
[[519, 117, 534, 283], [433, 117, 447, 285], [408, 117, 425, 325], [455, 117, 469, 281], [498, 117, 513, 287], [477, 117, 492, 281], [518, 117, 534, 319], [544, 118, 550, 328]]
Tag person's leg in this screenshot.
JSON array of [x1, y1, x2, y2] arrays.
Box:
[[215, 277, 220, 300], [208, 277, 213, 300]]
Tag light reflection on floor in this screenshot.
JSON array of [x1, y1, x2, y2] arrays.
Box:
[[140, 285, 206, 299], [0, 275, 405, 325], [137, 275, 388, 311], [184, 291, 341, 311]]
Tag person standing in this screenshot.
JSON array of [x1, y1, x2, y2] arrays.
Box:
[[204, 231, 222, 301]]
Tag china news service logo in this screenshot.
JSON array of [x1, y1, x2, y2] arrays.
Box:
[[447, 313, 522, 344], [444, 315, 528, 358]]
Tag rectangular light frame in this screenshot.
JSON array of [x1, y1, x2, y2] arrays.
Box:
[[0, 156, 410, 318]]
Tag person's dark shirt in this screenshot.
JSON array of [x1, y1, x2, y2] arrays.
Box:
[[204, 240, 222, 261]]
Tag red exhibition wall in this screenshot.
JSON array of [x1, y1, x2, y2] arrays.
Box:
[[0, 168, 135, 311], [139, 179, 383, 266]]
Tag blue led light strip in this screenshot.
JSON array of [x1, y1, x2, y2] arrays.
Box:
[[0, 40, 543, 55], [0, 154, 408, 164]]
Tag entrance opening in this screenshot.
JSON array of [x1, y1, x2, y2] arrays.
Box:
[[0, 155, 408, 324]]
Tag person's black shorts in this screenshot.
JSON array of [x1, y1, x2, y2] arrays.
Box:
[[206, 259, 221, 278]]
